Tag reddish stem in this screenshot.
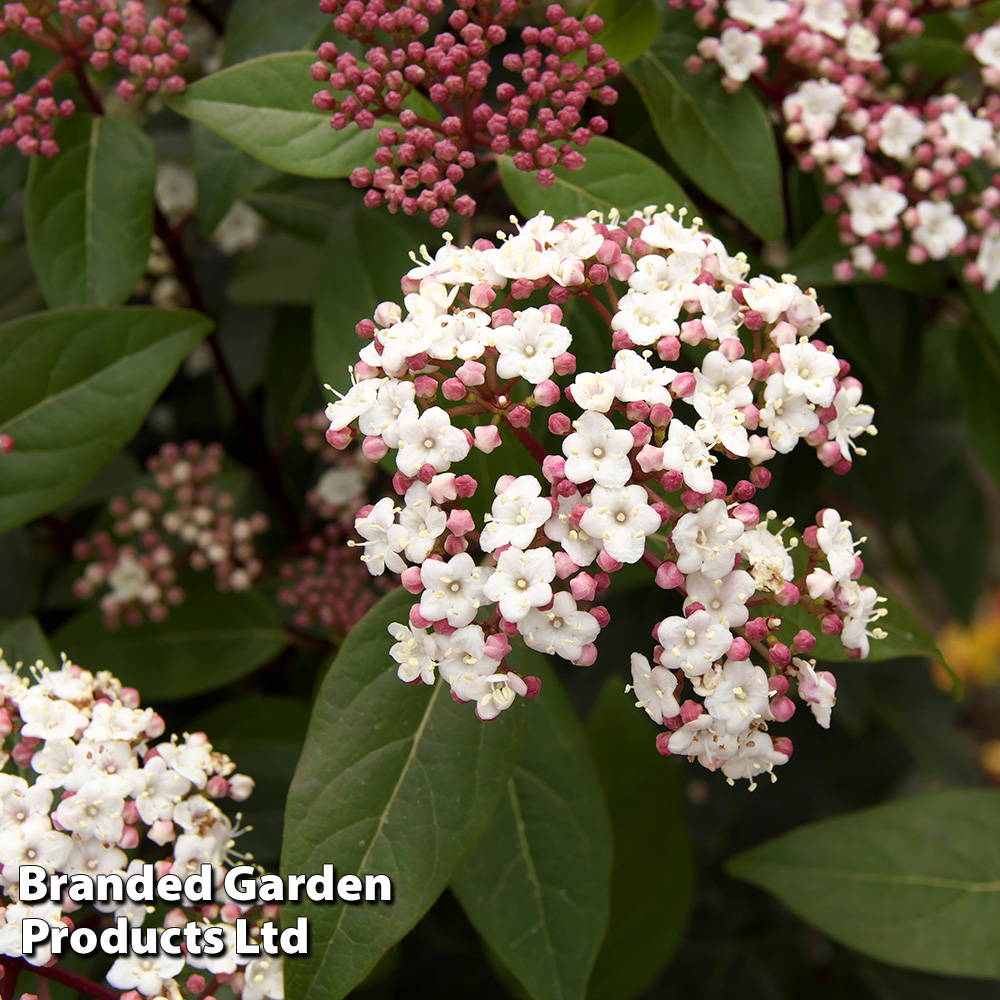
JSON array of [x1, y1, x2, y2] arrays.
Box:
[[2, 958, 120, 1000], [503, 417, 548, 465]]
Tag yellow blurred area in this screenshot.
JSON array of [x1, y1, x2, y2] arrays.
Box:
[[980, 740, 1000, 782], [933, 610, 1000, 690]]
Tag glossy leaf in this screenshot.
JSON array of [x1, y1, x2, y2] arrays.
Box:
[[191, 123, 280, 235], [0, 307, 211, 533], [25, 115, 156, 307], [586, 0, 659, 65], [227, 232, 324, 305], [584, 678, 694, 1000], [54, 587, 287, 700], [727, 789, 1000, 978], [169, 53, 383, 178], [499, 135, 694, 223], [245, 177, 353, 244], [0, 617, 55, 667], [281, 587, 527, 1000], [223, 0, 327, 67], [627, 9, 783, 240], [451, 658, 612, 1000]]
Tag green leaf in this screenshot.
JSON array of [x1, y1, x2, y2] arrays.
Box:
[[281, 587, 527, 1000], [191, 123, 280, 235], [0, 306, 211, 533], [54, 587, 287, 700], [25, 115, 155, 307], [169, 52, 383, 178], [586, 0, 659, 65], [245, 176, 353, 244], [0, 617, 56, 667], [584, 678, 694, 1000], [451, 658, 612, 1000], [498, 135, 695, 223], [627, 8, 783, 240], [956, 324, 1000, 488], [227, 231, 324, 305], [314, 205, 435, 392], [223, 0, 327, 67], [726, 789, 1000, 978]]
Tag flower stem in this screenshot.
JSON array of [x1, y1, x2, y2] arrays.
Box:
[[3, 958, 119, 1000]]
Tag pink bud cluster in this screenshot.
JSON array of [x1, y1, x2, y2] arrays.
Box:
[[0, 0, 191, 157], [0, 652, 284, 1000], [311, 0, 619, 226], [72, 442, 268, 630], [0, 435, 12, 455], [677, 0, 1000, 289], [323, 204, 886, 785]]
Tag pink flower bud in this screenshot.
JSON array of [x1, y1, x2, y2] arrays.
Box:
[[792, 629, 816, 654], [548, 412, 572, 435], [456, 360, 486, 386], [729, 637, 752, 660], [770, 696, 796, 722], [413, 375, 438, 398], [596, 550, 623, 573], [570, 572, 597, 601], [362, 435, 388, 462], [442, 377, 466, 400], [401, 566, 424, 593], [769, 642, 791, 667], [533, 379, 560, 406], [744, 617, 769, 641], [554, 551, 578, 579], [443, 534, 468, 555], [655, 561, 684, 590], [455, 475, 478, 498], [573, 642, 598, 666], [655, 732, 673, 755], [553, 351, 577, 376], [671, 372, 697, 397], [474, 424, 502, 453], [469, 282, 496, 308], [775, 582, 801, 606], [542, 455, 565, 483], [118, 825, 140, 849], [821, 614, 843, 636], [446, 509, 475, 536], [507, 405, 531, 428], [484, 633, 512, 660]]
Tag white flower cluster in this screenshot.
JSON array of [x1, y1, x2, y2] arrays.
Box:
[[0, 651, 280, 1000], [325, 206, 884, 783]]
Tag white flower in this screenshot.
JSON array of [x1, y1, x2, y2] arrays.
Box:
[[611, 289, 681, 345], [494, 307, 572, 383], [800, 0, 847, 37], [672, 499, 744, 576], [825, 135, 865, 175], [613, 349, 675, 406], [627, 251, 702, 292], [108, 953, 187, 997], [562, 411, 634, 488], [759, 373, 820, 453], [389, 622, 438, 684], [352, 497, 408, 576], [419, 552, 490, 627], [435, 625, 502, 702], [716, 27, 764, 82], [779, 340, 839, 407], [973, 25, 1000, 70], [683, 569, 756, 629], [656, 610, 732, 677], [845, 22, 881, 62], [580, 484, 661, 564], [719, 729, 789, 786], [704, 659, 770, 733], [626, 653, 680, 724], [816, 508, 858, 582], [725, 0, 789, 29], [315, 466, 367, 507], [427, 307, 493, 361], [155, 163, 197, 219], [53, 776, 129, 842], [878, 105, 924, 160], [358, 378, 416, 447], [940, 103, 993, 157], [660, 419, 717, 494], [483, 546, 556, 623], [480, 475, 551, 553], [211, 201, 266, 255], [783, 80, 846, 139], [694, 351, 755, 412], [17, 694, 88, 740], [741, 275, 799, 323], [693, 285, 742, 340], [836, 581, 886, 656], [543, 489, 601, 567], [826, 383, 876, 460], [0, 901, 65, 965], [795, 657, 837, 727], [846, 182, 907, 237], [0, 814, 72, 883], [739, 520, 796, 593], [243, 956, 284, 1000], [911, 200, 966, 260], [519, 591, 600, 659], [494, 233, 552, 281], [399, 483, 447, 563], [569, 369, 626, 412], [395, 405, 470, 476], [977, 234, 1000, 292]]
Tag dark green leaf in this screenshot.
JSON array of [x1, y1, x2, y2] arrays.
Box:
[[191, 123, 280, 235], [265, 306, 320, 430], [726, 789, 1000, 978], [0, 617, 56, 667], [54, 587, 287, 700], [586, 0, 659, 65], [169, 53, 383, 178], [957, 324, 1000, 488], [499, 135, 695, 223], [227, 232, 324, 305], [0, 243, 44, 324], [223, 0, 327, 67], [627, 8, 783, 240], [281, 587, 527, 1000], [245, 176, 353, 244], [584, 678, 694, 1000], [25, 115, 155, 307], [0, 306, 211, 533], [451, 658, 612, 1000]]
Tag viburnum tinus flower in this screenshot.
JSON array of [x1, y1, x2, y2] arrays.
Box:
[[324, 203, 887, 788], [675, 0, 1000, 289], [0, 0, 193, 157], [311, 1, 620, 226], [0, 649, 284, 1000]]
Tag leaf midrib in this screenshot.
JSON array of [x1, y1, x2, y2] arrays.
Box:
[[739, 863, 1000, 892]]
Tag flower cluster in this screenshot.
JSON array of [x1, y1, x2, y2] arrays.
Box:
[[72, 442, 269, 629], [324, 204, 885, 786], [311, 0, 619, 226], [0, 0, 192, 157], [0, 650, 283, 1000], [678, 0, 1000, 288]]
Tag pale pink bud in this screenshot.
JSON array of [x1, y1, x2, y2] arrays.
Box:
[[732, 502, 759, 527], [770, 696, 796, 722], [570, 572, 597, 601], [554, 551, 578, 579], [474, 425, 502, 453], [671, 372, 697, 397], [414, 375, 438, 398], [444, 535, 468, 555], [401, 567, 424, 593], [553, 352, 576, 376], [442, 377, 467, 400], [655, 561, 684, 589], [118, 825, 140, 849], [229, 774, 255, 800], [548, 412, 572, 435], [456, 360, 486, 385], [469, 281, 496, 308], [484, 632, 511, 659], [427, 474, 458, 503], [637, 445, 664, 473], [362, 435, 388, 461], [533, 379, 560, 406], [573, 643, 598, 666], [542, 455, 565, 483], [148, 819, 176, 845], [446, 509, 475, 536]]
